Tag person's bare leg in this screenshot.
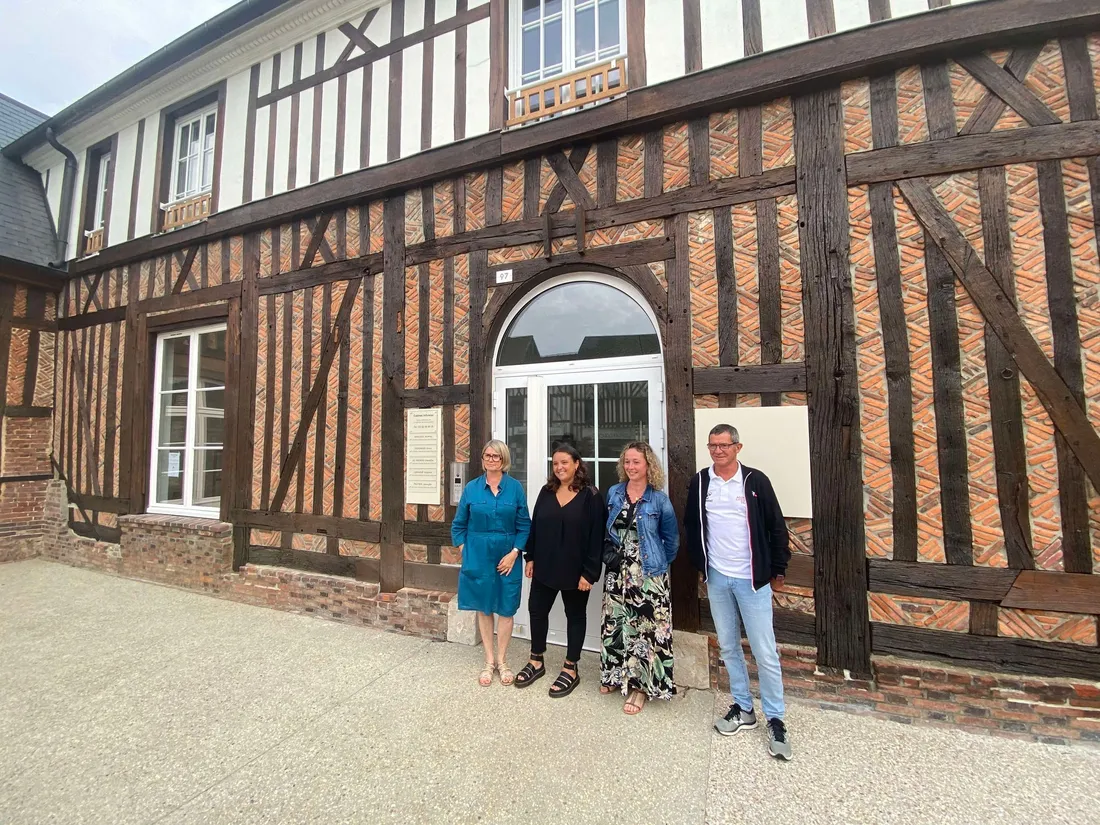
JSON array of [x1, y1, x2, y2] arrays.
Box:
[[496, 616, 515, 685], [477, 613, 496, 685]]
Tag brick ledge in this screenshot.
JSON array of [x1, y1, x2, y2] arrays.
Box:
[[119, 513, 232, 536]]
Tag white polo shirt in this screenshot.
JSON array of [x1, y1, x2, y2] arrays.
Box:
[[705, 464, 753, 579]]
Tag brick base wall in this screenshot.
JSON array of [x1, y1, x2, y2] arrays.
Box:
[[0, 479, 50, 564], [708, 636, 1100, 747]]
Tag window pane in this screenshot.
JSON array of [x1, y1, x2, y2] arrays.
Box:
[[188, 118, 201, 155], [195, 391, 225, 448], [177, 123, 190, 161], [192, 448, 223, 507], [521, 0, 540, 25], [545, 0, 561, 16], [497, 282, 660, 366], [575, 5, 595, 63], [597, 460, 620, 494], [598, 0, 620, 52], [198, 330, 226, 388], [205, 112, 216, 139], [186, 154, 198, 194], [505, 387, 528, 498], [598, 382, 649, 457], [544, 17, 562, 74], [158, 392, 188, 447], [202, 149, 214, 190], [160, 337, 191, 390], [521, 26, 540, 78], [547, 384, 594, 457], [175, 157, 188, 198], [156, 449, 186, 504]]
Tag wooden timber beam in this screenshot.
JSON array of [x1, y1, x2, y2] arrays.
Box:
[[898, 178, 1100, 493], [69, 0, 1100, 276]]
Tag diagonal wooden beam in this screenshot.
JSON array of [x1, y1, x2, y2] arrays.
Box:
[[171, 246, 200, 294], [959, 45, 1043, 136], [336, 9, 379, 64], [82, 272, 104, 314], [269, 277, 361, 511], [339, 19, 379, 59], [956, 53, 1060, 129], [68, 345, 102, 496], [898, 178, 1100, 492], [299, 213, 335, 270], [544, 146, 595, 213]]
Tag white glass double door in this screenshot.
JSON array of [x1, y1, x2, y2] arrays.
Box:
[[493, 360, 665, 652]]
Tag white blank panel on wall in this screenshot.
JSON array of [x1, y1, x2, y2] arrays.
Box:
[[645, 0, 686, 85], [890, 0, 930, 18], [694, 406, 812, 518], [832, 0, 871, 33], [700, 0, 744, 70], [760, 0, 808, 52]]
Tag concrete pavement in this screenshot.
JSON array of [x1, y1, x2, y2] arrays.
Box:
[[2, 559, 1098, 825]]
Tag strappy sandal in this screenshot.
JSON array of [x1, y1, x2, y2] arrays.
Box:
[[478, 662, 495, 687], [514, 653, 545, 688], [600, 685, 614, 695], [623, 690, 647, 715], [498, 662, 515, 686], [549, 660, 580, 698]]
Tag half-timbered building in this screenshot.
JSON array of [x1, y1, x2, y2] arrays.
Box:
[[2, 0, 1099, 740]]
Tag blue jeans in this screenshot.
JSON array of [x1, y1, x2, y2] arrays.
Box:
[[707, 568, 785, 720]]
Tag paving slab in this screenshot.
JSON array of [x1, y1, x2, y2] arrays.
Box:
[[3, 559, 1099, 825]]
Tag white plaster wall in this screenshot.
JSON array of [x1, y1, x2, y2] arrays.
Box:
[[344, 66, 365, 174], [431, 30, 457, 148], [761, 0, 808, 51], [891, 0, 931, 17], [107, 122, 140, 244], [645, 0, 686, 85], [404, 0, 425, 35], [319, 76, 341, 181], [833, 0, 871, 33], [369, 56, 391, 166], [464, 16, 491, 138], [133, 116, 159, 240], [401, 42, 425, 158], [700, 0, 744, 71], [251, 59, 274, 201], [218, 66, 252, 212], [272, 46, 295, 196]]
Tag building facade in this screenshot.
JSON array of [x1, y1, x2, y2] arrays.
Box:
[[2, 0, 1100, 734]]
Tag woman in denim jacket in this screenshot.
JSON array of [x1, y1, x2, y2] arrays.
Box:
[[599, 441, 679, 714]]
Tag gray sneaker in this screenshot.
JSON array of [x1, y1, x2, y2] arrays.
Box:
[[767, 718, 792, 760], [714, 703, 757, 735]]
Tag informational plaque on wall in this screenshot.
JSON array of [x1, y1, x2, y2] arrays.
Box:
[[405, 408, 443, 506]]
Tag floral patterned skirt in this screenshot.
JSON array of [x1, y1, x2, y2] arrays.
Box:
[[599, 520, 675, 700]]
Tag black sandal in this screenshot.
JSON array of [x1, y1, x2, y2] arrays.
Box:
[[549, 660, 580, 698], [514, 653, 545, 688]]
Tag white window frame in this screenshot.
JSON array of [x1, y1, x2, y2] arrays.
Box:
[[148, 323, 227, 519], [169, 104, 218, 204], [92, 152, 111, 229], [509, 0, 627, 90]]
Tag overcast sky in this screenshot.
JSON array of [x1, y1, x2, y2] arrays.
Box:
[[1, 0, 239, 116]]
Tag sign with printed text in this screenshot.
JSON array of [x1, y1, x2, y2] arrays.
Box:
[[405, 408, 443, 506], [694, 406, 812, 518]]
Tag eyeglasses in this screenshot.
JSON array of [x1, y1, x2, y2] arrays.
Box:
[[482, 453, 502, 461], [707, 442, 739, 452]]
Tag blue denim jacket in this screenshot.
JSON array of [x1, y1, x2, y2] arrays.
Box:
[[604, 483, 680, 577]]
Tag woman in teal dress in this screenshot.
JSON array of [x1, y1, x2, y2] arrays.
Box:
[[451, 439, 531, 687]]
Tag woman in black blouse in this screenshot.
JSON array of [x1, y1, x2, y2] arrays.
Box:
[[513, 443, 606, 697]]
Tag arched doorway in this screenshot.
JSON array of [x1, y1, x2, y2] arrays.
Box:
[[491, 273, 666, 652]]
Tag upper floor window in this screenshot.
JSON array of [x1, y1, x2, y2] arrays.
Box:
[[172, 105, 217, 203], [515, 0, 623, 87], [148, 324, 227, 519], [92, 152, 111, 230], [508, 0, 626, 127], [81, 139, 115, 255]]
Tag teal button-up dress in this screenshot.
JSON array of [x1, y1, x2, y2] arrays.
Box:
[[451, 473, 531, 617]]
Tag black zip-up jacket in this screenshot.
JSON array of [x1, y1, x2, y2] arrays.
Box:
[[684, 464, 790, 591]]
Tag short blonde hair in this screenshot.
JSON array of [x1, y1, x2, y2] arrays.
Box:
[[481, 439, 511, 472], [617, 441, 665, 489]]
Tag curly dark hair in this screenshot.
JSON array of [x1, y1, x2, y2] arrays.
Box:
[[544, 443, 591, 493]]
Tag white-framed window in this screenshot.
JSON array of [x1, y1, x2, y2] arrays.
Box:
[[148, 324, 227, 518], [92, 152, 111, 229], [171, 105, 217, 203], [512, 0, 625, 88]]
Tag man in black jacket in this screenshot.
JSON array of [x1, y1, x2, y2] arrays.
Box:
[[685, 423, 792, 760]]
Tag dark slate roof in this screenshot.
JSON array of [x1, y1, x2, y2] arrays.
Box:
[[0, 95, 57, 268], [0, 155, 59, 267], [0, 93, 47, 149]]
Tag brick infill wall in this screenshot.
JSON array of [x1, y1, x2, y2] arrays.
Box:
[[709, 637, 1100, 748], [0, 479, 49, 564]]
